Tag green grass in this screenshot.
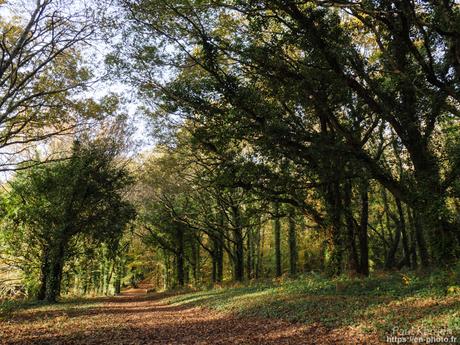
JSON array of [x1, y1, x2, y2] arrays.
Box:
[[165, 271, 460, 340]]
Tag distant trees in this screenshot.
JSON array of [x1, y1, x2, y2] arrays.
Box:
[[134, 143, 271, 286], [1, 138, 134, 302]]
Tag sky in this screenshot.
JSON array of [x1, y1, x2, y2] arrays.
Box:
[[0, 0, 156, 181]]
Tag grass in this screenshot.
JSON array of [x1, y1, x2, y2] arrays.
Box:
[[165, 270, 460, 341]]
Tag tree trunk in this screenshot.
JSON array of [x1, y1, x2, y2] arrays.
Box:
[[114, 259, 122, 295], [231, 204, 244, 282], [287, 206, 298, 277], [396, 198, 411, 269], [37, 246, 50, 300], [163, 249, 171, 290], [212, 213, 225, 284], [343, 180, 359, 273], [211, 234, 224, 283], [176, 226, 185, 287], [106, 258, 115, 295], [411, 150, 457, 265], [255, 222, 264, 279], [413, 209, 430, 268], [45, 238, 67, 303], [246, 226, 254, 280], [100, 253, 106, 295], [234, 227, 244, 282], [273, 202, 282, 277], [358, 179, 369, 276], [326, 182, 344, 276], [216, 245, 223, 283], [384, 190, 400, 270], [83, 259, 92, 295], [407, 206, 418, 269], [191, 236, 199, 284]]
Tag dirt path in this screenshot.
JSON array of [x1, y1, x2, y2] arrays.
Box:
[[0, 289, 377, 344]]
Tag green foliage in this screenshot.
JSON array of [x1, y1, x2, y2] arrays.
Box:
[[115, 0, 460, 270], [0, 138, 135, 301], [0, 1, 101, 169]]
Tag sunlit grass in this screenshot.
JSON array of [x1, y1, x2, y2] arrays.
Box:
[[166, 271, 460, 340]]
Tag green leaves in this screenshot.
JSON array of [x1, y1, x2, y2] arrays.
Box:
[[1, 138, 135, 298], [0, 1, 98, 169]]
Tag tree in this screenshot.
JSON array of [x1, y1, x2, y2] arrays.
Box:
[[2, 137, 134, 302], [0, 0, 103, 170], [272, 202, 282, 277], [287, 205, 298, 277], [115, 0, 460, 267]]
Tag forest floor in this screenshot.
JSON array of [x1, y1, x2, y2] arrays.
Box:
[[0, 288, 358, 345], [0, 273, 459, 344]]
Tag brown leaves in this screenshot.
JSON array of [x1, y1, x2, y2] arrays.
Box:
[[0, 293, 378, 345]]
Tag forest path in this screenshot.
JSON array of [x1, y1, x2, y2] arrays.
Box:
[[0, 290, 376, 345]]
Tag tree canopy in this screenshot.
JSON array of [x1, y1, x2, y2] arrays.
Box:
[[1, 0, 460, 304]]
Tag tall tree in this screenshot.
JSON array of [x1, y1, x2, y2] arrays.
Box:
[[3, 137, 134, 302]]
